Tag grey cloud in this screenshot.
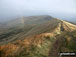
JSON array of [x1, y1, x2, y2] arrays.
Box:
[[0, 0, 76, 22]]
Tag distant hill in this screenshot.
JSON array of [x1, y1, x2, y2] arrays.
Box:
[[0, 15, 76, 57], [0, 15, 54, 42]]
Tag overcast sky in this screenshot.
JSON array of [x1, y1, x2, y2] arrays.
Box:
[[0, 0, 76, 22]]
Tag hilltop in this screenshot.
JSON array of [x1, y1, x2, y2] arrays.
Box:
[[0, 15, 76, 57]]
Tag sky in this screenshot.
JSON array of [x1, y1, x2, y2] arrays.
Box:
[[0, 0, 76, 22]]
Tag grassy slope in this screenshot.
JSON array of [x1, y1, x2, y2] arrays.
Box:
[[0, 16, 59, 45], [49, 31, 76, 57], [1, 31, 75, 57], [0, 16, 76, 57]]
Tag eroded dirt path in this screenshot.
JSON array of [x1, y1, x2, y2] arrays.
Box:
[[49, 34, 64, 57]]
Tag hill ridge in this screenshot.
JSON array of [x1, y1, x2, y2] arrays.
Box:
[[0, 16, 76, 57]]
